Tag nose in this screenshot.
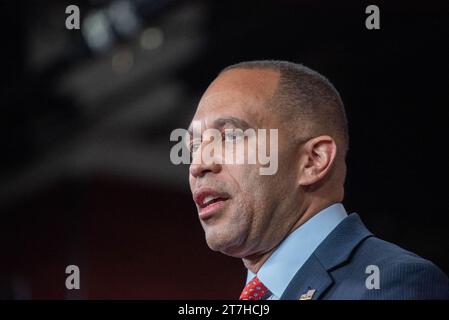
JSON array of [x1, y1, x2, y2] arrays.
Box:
[[189, 149, 222, 178]]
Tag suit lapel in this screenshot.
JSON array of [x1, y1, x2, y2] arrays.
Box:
[[280, 254, 333, 300], [280, 213, 373, 300]]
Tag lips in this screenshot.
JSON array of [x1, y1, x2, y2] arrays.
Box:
[[193, 188, 230, 219]]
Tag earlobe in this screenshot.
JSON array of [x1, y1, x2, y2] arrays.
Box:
[[297, 136, 337, 187]]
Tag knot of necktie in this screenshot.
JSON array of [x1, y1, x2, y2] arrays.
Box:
[[239, 276, 271, 300]]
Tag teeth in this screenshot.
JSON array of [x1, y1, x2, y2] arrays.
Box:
[[203, 195, 218, 206]]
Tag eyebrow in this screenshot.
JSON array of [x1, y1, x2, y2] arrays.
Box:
[[188, 117, 253, 136]]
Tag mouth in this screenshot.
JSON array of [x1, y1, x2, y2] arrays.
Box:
[[193, 188, 231, 220]]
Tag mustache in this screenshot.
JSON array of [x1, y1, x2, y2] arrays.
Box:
[[195, 179, 231, 194]]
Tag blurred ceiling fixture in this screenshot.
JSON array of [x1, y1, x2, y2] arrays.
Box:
[[82, 0, 141, 54], [82, 10, 114, 53], [108, 0, 141, 38], [140, 27, 164, 50]]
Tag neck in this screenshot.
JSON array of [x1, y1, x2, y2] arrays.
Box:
[[242, 251, 271, 274], [242, 198, 339, 275]]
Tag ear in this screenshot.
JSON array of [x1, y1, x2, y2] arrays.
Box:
[[298, 135, 337, 186]]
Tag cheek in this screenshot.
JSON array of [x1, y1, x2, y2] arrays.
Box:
[[247, 171, 289, 214], [241, 170, 273, 209], [224, 161, 282, 214], [223, 163, 260, 193], [222, 165, 257, 210]]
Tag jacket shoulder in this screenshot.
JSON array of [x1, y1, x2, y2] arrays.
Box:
[[352, 236, 449, 299]]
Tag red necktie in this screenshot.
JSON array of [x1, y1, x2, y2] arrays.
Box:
[[239, 276, 271, 300]]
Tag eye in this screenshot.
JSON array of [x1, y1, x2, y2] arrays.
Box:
[[223, 130, 244, 142], [189, 139, 201, 153]]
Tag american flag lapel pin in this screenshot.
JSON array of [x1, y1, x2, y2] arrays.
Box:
[[299, 288, 316, 300]]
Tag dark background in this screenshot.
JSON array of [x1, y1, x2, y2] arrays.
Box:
[[0, 0, 448, 299]]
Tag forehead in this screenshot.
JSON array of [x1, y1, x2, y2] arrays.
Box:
[[193, 68, 280, 126]]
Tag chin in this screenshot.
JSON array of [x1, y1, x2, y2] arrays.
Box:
[[205, 232, 245, 258], [204, 233, 228, 252]]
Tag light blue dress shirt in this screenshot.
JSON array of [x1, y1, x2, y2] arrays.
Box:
[[245, 203, 348, 300]]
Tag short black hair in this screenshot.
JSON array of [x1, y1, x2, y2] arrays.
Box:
[[221, 60, 349, 156]]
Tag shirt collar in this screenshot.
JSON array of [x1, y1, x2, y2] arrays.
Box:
[[246, 203, 348, 298]]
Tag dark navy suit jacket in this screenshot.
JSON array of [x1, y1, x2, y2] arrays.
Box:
[[280, 214, 449, 300]]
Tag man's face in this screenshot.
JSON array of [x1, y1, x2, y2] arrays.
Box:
[[189, 69, 300, 258]]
